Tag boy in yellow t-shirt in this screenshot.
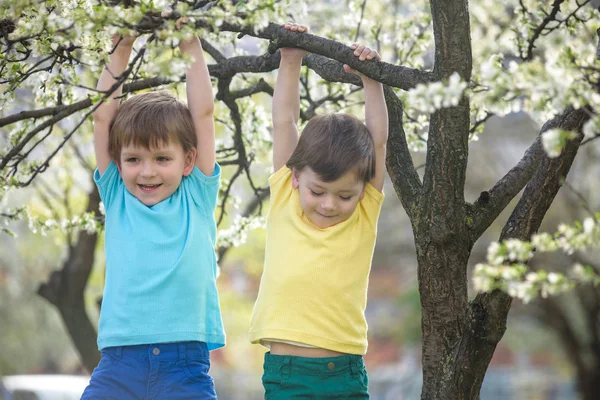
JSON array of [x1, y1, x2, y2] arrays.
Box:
[[249, 23, 388, 399]]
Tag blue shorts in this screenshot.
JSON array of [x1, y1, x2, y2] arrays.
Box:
[[81, 341, 217, 400]]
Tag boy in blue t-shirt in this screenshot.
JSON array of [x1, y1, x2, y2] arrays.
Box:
[[81, 32, 223, 399]]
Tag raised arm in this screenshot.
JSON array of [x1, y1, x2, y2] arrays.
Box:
[[272, 23, 309, 172], [345, 44, 388, 192], [180, 36, 215, 176], [362, 74, 388, 192], [94, 35, 135, 175]]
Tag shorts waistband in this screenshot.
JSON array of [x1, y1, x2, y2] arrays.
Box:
[[102, 341, 209, 362], [264, 352, 364, 376]]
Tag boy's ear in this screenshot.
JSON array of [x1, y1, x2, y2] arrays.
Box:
[[116, 161, 122, 174], [183, 148, 197, 176], [291, 168, 301, 189]]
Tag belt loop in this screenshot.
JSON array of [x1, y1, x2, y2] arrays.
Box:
[[178, 343, 186, 363], [281, 356, 292, 380], [114, 346, 122, 360]]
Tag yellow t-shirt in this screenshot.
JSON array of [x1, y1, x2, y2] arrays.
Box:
[[249, 166, 384, 355]]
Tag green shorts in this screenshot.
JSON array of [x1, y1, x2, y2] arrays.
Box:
[[261, 352, 369, 399]]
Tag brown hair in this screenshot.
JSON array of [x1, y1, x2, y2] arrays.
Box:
[[286, 113, 375, 182], [108, 90, 196, 162]]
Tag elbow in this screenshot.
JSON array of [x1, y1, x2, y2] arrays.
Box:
[[272, 117, 296, 130], [93, 111, 111, 126], [193, 108, 215, 129], [374, 141, 387, 153], [195, 103, 215, 120], [205, 103, 215, 118], [272, 110, 297, 127]]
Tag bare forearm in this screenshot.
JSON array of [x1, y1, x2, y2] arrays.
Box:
[[94, 44, 134, 123], [271, 55, 303, 170], [180, 36, 216, 173], [273, 56, 303, 128], [180, 36, 214, 120], [363, 78, 388, 148]]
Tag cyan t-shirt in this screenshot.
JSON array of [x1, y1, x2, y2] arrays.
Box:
[[93, 162, 225, 350]]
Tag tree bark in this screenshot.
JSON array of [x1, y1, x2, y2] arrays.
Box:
[[414, 1, 473, 398], [578, 368, 600, 400], [38, 179, 101, 373], [455, 108, 588, 399]]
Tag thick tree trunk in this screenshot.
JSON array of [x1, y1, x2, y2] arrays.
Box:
[[415, 243, 472, 399], [38, 181, 101, 373], [408, 4, 590, 390], [417, 0, 473, 398], [579, 367, 600, 400], [422, 108, 587, 399], [56, 295, 101, 373]]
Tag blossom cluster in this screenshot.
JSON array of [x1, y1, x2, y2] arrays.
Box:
[[406, 73, 467, 114], [541, 128, 577, 158], [400, 73, 467, 151], [26, 210, 103, 237], [216, 214, 266, 250], [474, 215, 600, 302], [469, 1, 600, 158]]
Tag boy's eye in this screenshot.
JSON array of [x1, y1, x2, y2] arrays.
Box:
[[156, 156, 170, 162], [125, 157, 139, 163], [309, 190, 323, 196], [339, 195, 352, 201]]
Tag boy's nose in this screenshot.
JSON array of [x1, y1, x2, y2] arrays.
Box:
[[321, 196, 336, 211], [140, 163, 156, 177]]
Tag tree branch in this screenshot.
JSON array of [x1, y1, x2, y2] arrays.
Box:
[[383, 86, 422, 216], [523, 0, 566, 61], [468, 134, 543, 241], [229, 78, 272, 99], [211, 22, 433, 89], [0, 54, 280, 129], [499, 109, 588, 240], [215, 77, 249, 226], [468, 106, 591, 241]]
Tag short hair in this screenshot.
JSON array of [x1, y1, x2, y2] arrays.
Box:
[[108, 90, 197, 162], [286, 113, 376, 183]]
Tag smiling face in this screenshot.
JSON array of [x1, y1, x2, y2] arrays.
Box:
[[118, 141, 196, 206], [292, 167, 365, 229]]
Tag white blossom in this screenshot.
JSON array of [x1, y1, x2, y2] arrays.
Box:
[[407, 72, 467, 114], [582, 119, 598, 139], [475, 215, 600, 302], [541, 129, 563, 158]]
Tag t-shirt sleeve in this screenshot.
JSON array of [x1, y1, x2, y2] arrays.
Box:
[[186, 163, 221, 214], [268, 166, 293, 211], [93, 162, 121, 210], [360, 183, 385, 231]]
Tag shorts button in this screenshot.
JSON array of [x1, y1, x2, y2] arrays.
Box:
[[327, 362, 335, 370], [152, 348, 160, 356]]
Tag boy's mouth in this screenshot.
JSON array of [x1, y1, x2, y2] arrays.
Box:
[[317, 212, 337, 218], [138, 183, 162, 193]]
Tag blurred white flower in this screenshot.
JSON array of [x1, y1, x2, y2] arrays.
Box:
[[541, 128, 563, 158]]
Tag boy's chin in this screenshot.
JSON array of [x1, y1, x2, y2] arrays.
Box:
[[132, 189, 170, 206], [309, 214, 346, 229], [136, 196, 162, 206], [139, 198, 160, 206]]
